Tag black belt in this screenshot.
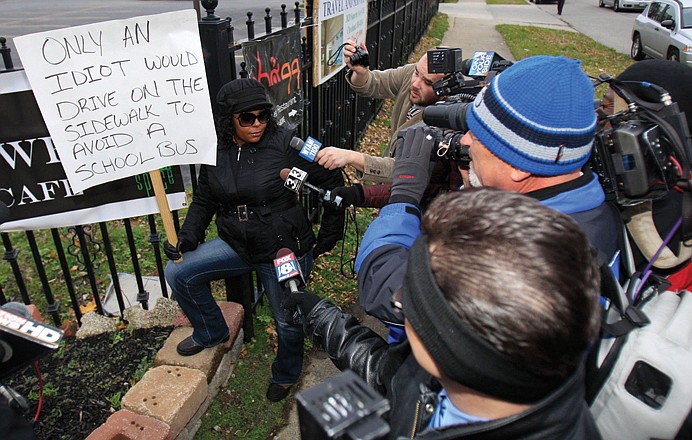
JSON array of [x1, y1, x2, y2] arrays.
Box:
[[222, 199, 297, 222]]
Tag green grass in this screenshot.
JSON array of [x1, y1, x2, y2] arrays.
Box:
[[497, 24, 634, 99], [195, 302, 284, 440], [497, 24, 633, 78], [0, 212, 178, 323], [427, 11, 450, 43]]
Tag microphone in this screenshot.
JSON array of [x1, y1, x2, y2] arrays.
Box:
[[289, 136, 323, 162], [274, 247, 305, 294], [280, 167, 343, 208], [0, 302, 63, 379], [0, 303, 30, 364], [274, 248, 308, 325]]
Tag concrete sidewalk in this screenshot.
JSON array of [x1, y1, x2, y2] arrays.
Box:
[[439, 0, 573, 61]]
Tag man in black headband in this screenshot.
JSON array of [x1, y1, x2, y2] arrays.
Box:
[[284, 188, 602, 438]]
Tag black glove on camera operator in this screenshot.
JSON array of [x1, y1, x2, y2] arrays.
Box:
[[390, 125, 437, 207], [324, 126, 438, 211]]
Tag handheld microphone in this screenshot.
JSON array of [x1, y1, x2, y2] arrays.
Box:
[[274, 248, 308, 325], [274, 247, 305, 294], [0, 302, 63, 379], [289, 136, 323, 162], [280, 167, 343, 208]]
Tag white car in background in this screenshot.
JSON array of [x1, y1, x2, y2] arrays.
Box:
[[631, 0, 692, 64], [600, 0, 650, 12]]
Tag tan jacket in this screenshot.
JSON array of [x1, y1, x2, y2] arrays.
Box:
[[346, 64, 423, 182]]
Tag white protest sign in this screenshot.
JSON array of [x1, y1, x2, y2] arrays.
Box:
[[14, 10, 217, 194]]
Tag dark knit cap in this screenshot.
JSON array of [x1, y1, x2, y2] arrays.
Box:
[[616, 60, 692, 129], [216, 78, 273, 115], [466, 55, 597, 176]]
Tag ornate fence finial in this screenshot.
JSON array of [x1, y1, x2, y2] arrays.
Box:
[[200, 0, 219, 21], [294, 2, 302, 24], [0, 37, 14, 70], [246, 12, 255, 39], [264, 8, 272, 34], [281, 4, 288, 28]]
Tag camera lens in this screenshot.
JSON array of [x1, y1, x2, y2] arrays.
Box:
[[350, 47, 370, 68], [422, 102, 472, 132]]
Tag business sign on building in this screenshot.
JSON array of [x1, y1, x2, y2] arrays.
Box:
[[312, 0, 368, 85], [242, 26, 303, 129]]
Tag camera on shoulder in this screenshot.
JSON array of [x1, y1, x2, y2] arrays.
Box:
[[590, 74, 692, 205]]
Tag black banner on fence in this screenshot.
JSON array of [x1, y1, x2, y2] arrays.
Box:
[[0, 70, 187, 232], [242, 26, 303, 130]]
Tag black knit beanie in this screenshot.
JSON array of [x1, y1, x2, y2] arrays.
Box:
[[216, 78, 273, 115]]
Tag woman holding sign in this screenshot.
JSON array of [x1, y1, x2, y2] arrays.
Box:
[[163, 78, 344, 402]]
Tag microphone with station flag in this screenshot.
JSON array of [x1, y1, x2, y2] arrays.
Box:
[[274, 248, 306, 324], [289, 136, 323, 162], [274, 247, 305, 293], [0, 302, 63, 379], [280, 167, 343, 208]]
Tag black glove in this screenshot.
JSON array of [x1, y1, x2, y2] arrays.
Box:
[[312, 242, 329, 260], [390, 125, 436, 206], [163, 236, 197, 260], [326, 184, 365, 210], [282, 289, 322, 320]]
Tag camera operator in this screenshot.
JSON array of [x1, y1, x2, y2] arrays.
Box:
[[353, 56, 620, 343], [605, 60, 692, 291], [459, 55, 620, 277], [284, 188, 602, 439], [314, 40, 447, 182]]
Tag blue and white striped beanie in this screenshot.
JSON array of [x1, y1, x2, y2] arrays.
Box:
[[466, 55, 597, 176]]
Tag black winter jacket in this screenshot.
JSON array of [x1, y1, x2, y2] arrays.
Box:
[[178, 126, 344, 263], [305, 300, 603, 440]]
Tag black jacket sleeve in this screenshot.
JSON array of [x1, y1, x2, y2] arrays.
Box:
[[304, 300, 408, 395], [177, 164, 218, 245]]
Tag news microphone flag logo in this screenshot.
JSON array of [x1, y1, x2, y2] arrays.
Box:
[[274, 252, 300, 283], [284, 167, 308, 193], [468, 52, 495, 77], [299, 136, 322, 162]]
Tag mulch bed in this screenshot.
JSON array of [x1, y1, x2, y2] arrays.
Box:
[[4, 326, 173, 440]]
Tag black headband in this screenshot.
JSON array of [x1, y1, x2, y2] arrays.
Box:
[[402, 235, 562, 403]]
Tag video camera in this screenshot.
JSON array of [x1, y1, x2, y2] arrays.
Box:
[[296, 369, 390, 440], [427, 47, 512, 99], [420, 49, 512, 165], [590, 74, 692, 206], [1, 303, 63, 381]]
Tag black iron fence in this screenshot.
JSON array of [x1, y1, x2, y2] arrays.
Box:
[[0, 0, 438, 333]]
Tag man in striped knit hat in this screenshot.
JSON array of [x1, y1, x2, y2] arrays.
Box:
[[461, 55, 619, 275], [355, 55, 621, 343]]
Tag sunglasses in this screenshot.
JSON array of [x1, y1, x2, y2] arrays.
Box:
[[234, 110, 270, 127]]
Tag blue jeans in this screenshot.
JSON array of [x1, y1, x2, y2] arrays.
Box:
[[164, 237, 312, 384]]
